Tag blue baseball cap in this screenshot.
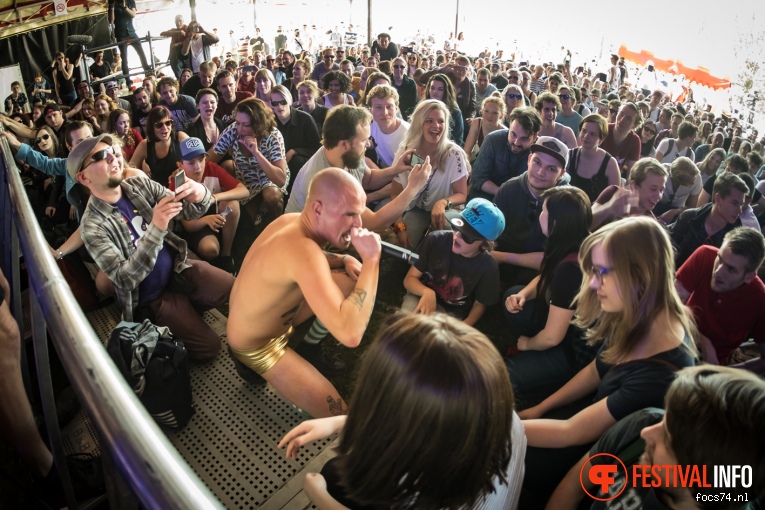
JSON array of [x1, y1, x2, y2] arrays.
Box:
[[450, 198, 505, 242], [179, 137, 206, 161]]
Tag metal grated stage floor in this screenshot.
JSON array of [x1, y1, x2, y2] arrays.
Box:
[[60, 302, 335, 509]]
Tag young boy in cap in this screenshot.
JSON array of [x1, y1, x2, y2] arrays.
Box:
[[170, 137, 248, 273], [401, 198, 505, 326]]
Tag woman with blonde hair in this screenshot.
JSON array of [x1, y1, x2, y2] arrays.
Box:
[[463, 95, 506, 161], [253, 69, 277, 107], [280, 313, 525, 509], [697, 147, 726, 183], [518, 216, 697, 504], [391, 99, 469, 249]]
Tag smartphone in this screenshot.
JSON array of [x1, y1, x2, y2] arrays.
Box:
[[174, 170, 185, 193], [242, 65, 255, 73], [411, 153, 426, 166], [220, 206, 233, 218]]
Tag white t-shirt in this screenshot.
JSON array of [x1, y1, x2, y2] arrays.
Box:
[[656, 138, 696, 165], [371, 120, 410, 167], [393, 147, 469, 211], [660, 169, 702, 208], [285, 148, 367, 213], [189, 37, 205, 72]]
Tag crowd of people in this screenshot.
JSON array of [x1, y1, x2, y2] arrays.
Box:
[[2, 21, 765, 510]]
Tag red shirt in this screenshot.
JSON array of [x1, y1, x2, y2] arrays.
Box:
[[599, 123, 641, 169], [169, 160, 241, 194], [676, 245, 765, 364]]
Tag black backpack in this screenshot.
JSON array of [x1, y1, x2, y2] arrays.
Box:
[[107, 320, 194, 428]]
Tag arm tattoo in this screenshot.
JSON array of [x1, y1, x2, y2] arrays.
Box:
[[349, 288, 367, 310], [327, 395, 347, 416]]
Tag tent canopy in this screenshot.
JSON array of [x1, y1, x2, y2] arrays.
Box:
[[618, 44, 731, 91]]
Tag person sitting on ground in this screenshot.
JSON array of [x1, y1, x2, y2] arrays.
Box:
[[599, 101, 643, 178], [696, 153, 754, 206], [311, 48, 340, 83], [652, 156, 702, 222], [283, 59, 310, 102], [169, 137, 248, 274], [296, 80, 330, 134], [279, 312, 525, 510], [401, 198, 504, 327], [285, 105, 431, 233], [269, 84, 321, 196], [669, 171, 748, 268], [227, 168, 381, 415], [591, 157, 668, 229], [180, 60, 216, 102], [92, 94, 115, 134], [367, 85, 409, 169], [567, 114, 620, 203], [519, 216, 697, 507], [535, 91, 577, 150], [463, 95, 506, 164], [74, 134, 235, 360], [215, 69, 253, 124], [185, 88, 226, 153], [694, 130, 724, 163], [253, 68, 277, 107], [157, 76, 199, 132], [492, 136, 570, 287], [419, 55, 477, 129], [237, 63, 256, 95], [549, 365, 765, 509], [208, 97, 287, 227], [468, 106, 541, 202], [424, 73, 464, 146], [0, 102, 71, 155], [130, 105, 189, 187], [107, 108, 143, 162], [131, 87, 153, 137], [105, 81, 131, 112], [474, 67, 498, 107], [389, 56, 418, 120], [655, 120, 698, 165], [555, 85, 583, 134], [504, 186, 599, 404], [319, 70, 355, 110], [675, 227, 765, 370], [638, 118, 658, 158], [391, 99, 469, 249]]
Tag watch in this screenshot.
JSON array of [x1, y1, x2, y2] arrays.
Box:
[[445, 199, 452, 210]]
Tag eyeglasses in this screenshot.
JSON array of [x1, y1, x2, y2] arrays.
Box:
[[582, 93, 589, 99], [506, 93, 523, 100], [271, 99, 289, 106], [154, 120, 173, 129], [81, 146, 115, 171], [393, 65, 405, 69], [559, 94, 571, 100], [266, 58, 274, 62], [35, 134, 51, 143], [609, 109, 618, 114], [590, 265, 613, 285]]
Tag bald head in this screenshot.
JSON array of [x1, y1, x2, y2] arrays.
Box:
[[307, 167, 365, 205]]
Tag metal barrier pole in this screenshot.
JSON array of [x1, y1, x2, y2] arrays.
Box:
[[0, 127, 222, 509]]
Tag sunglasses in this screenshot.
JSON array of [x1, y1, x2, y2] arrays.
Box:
[[559, 94, 571, 100], [154, 120, 173, 129], [609, 109, 618, 114], [266, 58, 274, 62], [324, 55, 335, 60], [506, 93, 523, 100], [393, 65, 405, 69], [508, 75, 519, 81], [35, 134, 51, 143], [81, 146, 115, 171], [457, 230, 478, 244], [643, 126, 656, 135], [271, 99, 289, 106]]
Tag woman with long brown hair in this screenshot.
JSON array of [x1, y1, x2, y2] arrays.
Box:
[[129, 105, 188, 186]]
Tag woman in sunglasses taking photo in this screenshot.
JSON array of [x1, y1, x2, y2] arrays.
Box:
[[130, 105, 188, 187]]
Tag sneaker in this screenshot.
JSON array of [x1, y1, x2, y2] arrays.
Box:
[[227, 346, 267, 385], [295, 343, 347, 376]]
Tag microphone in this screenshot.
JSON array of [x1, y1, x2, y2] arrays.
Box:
[[68, 35, 93, 45], [380, 241, 419, 264]]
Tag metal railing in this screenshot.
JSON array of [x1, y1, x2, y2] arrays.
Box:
[[0, 124, 223, 509]]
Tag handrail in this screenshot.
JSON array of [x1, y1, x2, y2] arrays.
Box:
[[0, 125, 223, 510]]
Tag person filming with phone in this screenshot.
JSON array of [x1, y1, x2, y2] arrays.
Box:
[[73, 133, 235, 361]]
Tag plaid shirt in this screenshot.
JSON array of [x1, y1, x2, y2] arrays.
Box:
[[80, 176, 210, 321]]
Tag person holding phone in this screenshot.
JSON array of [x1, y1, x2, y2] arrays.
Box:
[[169, 138, 248, 273], [74, 134, 235, 361]]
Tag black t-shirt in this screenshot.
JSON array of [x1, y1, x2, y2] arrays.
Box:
[[703, 173, 761, 202], [491, 75, 509, 90], [89, 61, 112, 80], [494, 173, 547, 255], [547, 259, 581, 310], [132, 109, 151, 138], [595, 340, 695, 421], [414, 230, 500, 318], [588, 408, 670, 509]]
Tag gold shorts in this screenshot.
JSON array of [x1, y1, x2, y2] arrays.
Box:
[[230, 327, 292, 375]]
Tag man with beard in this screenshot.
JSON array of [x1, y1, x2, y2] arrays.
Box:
[[468, 106, 542, 201], [131, 86, 153, 137], [228, 168, 381, 417], [285, 105, 432, 233], [74, 134, 234, 360]]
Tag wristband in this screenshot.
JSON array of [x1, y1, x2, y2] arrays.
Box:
[[341, 254, 350, 265], [57, 250, 64, 260], [395, 221, 407, 232]]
